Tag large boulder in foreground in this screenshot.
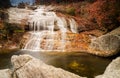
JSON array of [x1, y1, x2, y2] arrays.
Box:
[[89, 27, 120, 57], [9, 54, 86, 78], [96, 57, 120, 78]]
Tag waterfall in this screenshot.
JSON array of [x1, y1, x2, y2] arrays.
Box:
[[69, 19, 78, 33], [24, 32, 43, 51], [57, 17, 67, 50], [23, 6, 78, 51]]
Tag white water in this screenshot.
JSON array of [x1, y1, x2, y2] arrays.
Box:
[[23, 6, 78, 51], [69, 19, 78, 33], [24, 32, 43, 51]]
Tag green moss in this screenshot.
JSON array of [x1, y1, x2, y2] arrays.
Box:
[[66, 7, 75, 16], [14, 30, 24, 33], [0, 22, 24, 40]]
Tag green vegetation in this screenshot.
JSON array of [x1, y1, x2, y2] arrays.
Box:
[[66, 7, 75, 16], [0, 22, 24, 40], [54, 0, 120, 32]]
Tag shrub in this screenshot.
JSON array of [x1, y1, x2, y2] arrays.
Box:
[[88, 0, 120, 31], [0, 22, 24, 40], [66, 7, 75, 16]]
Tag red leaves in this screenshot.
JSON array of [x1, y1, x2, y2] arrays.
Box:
[[87, 0, 120, 31]]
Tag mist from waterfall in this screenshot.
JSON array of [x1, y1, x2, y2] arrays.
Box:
[[23, 6, 78, 51]]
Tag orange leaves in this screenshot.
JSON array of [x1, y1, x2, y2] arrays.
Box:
[[87, 0, 120, 31]]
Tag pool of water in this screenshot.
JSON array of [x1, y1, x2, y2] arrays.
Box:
[[0, 50, 116, 78]]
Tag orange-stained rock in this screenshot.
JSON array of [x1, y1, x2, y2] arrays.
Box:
[[21, 30, 100, 52]]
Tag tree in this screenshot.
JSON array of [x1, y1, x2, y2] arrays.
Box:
[[35, 0, 41, 5], [88, 0, 120, 31], [0, 22, 23, 40], [0, 0, 11, 8]]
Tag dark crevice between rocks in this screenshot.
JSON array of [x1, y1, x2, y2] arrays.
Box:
[[11, 57, 32, 78]]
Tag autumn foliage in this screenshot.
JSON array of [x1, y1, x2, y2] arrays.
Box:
[[54, 0, 120, 32], [87, 0, 120, 31], [35, 0, 85, 4]]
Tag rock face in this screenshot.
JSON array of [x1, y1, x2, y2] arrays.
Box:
[[89, 34, 120, 56], [0, 54, 86, 78], [8, 8, 32, 24], [89, 27, 120, 57], [96, 57, 120, 78], [108, 27, 120, 36], [0, 69, 12, 78]]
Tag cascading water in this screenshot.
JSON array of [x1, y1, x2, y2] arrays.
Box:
[[24, 32, 43, 50], [23, 6, 78, 51], [69, 19, 78, 33]]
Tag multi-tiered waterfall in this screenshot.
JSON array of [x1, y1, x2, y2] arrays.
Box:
[[23, 6, 78, 51]]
